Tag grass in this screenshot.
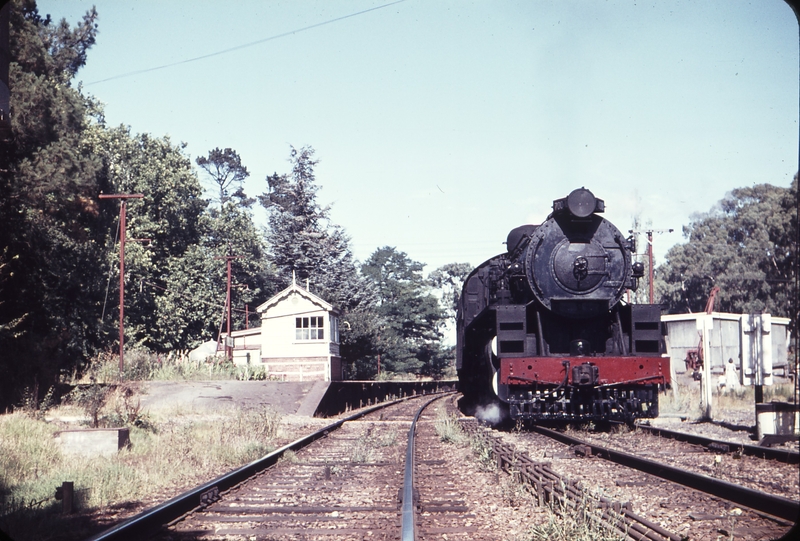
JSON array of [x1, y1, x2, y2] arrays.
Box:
[[0, 401, 285, 541], [72, 348, 280, 385], [525, 502, 629, 541], [434, 409, 467, 444], [349, 425, 400, 463]]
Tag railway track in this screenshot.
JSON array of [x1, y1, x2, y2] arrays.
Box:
[[165, 396, 429, 539], [89, 392, 522, 541], [493, 422, 797, 540], [82, 391, 798, 540], [633, 422, 800, 464], [461, 420, 684, 541], [530, 425, 799, 522], [84, 395, 423, 540]]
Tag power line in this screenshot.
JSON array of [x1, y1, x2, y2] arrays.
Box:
[[87, 0, 407, 85]]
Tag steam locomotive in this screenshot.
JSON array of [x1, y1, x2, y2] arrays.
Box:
[[456, 188, 670, 424]]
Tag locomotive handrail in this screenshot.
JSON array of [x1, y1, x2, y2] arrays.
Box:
[[597, 374, 668, 387]]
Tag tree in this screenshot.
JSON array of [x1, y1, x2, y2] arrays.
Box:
[[196, 147, 251, 208], [361, 247, 448, 377], [259, 146, 331, 282], [657, 180, 797, 323], [196, 147, 276, 334], [95, 127, 215, 352], [427, 262, 473, 325], [260, 145, 380, 374], [0, 0, 107, 407]]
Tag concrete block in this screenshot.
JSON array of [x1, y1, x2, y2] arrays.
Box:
[[55, 428, 130, 457]]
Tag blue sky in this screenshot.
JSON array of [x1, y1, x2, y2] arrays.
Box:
[[37, 0, 799, 274]]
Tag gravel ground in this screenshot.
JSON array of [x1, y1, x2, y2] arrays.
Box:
[[573, 426, 799, 500], [497, 427, 795, 541]]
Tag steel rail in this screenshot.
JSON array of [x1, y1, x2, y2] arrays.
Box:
[[634, 423, 799, 464], [400, 395, 443, 541], [532, 425, 800, 523], [84, 394, 436, 541]]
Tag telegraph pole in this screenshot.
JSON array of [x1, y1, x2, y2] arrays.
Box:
[[215, 253, 241, 360], [99, 193, 144, 376], [630, 228, 674, 303]]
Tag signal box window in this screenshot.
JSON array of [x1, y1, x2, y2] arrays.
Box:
[[296, 316, 324, 340]]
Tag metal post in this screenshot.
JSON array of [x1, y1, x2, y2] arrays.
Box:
[[226, 257, 232, 360], [214, 253, 241, 361], [647, 231, 654, 304], [699, 314, 714, 420], [99, 193, 144, 377], [119, 200, 126, 375], [628, 228, 672, 304]]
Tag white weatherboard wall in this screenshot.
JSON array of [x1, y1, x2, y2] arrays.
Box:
[[251, 280, 341, 382]]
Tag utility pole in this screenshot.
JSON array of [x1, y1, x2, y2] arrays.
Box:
[[630, 228, 674, 303], [99, 193, 144, 376], [215, 253, 241, 360]]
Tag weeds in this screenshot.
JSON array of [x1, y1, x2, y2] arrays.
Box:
[[500, 468, 534, 508], [17, 385, 56, 421], [349, 425, 399, 463], [526, 491, 629, 541], [659, 382, 796, 418], [469, 434, 497, 472], [74, 348, 279, 384], [0, 398, 285, 541], [350, 436, 374, 463], [434, 410, 466, 444], [68, 380, 110, 428]]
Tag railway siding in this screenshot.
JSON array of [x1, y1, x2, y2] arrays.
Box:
[[495, 424, 796, 540], [574, 425, 800, 500]]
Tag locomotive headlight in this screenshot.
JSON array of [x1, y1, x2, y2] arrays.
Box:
[[567, 188, 598, 218], [551, 188, 604, 217]]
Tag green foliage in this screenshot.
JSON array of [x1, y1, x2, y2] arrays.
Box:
[[260, 146, 380, 375], [427, 262, 473, 322], [196, 147, 251, 207], [77, 347, 279, 383], [0, 412, 61, 495], [96, 127, 216, 352], [1, 0, 108, 407], [657, 180, 796, 322], [68, 381, 109, 428], [361, 246, 449, 377]]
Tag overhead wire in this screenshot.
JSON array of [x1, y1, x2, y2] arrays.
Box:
[[87, 0, 407, 85], [138, 278, 251, 316]]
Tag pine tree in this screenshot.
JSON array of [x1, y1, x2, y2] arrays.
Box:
[[0, 0, 105, 406], [259, 145, 379, 375]]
